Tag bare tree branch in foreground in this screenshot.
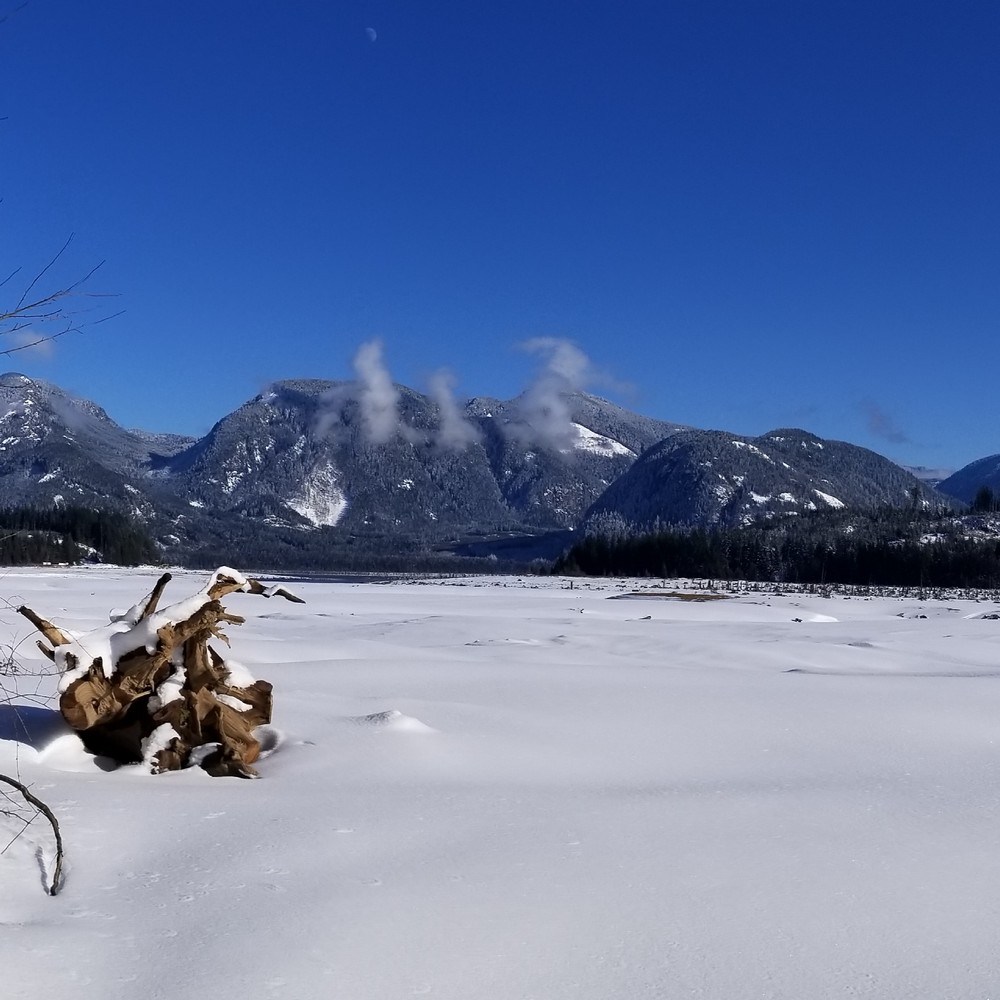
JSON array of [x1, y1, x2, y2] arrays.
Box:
[[0, 234, 122, 356], [0, 629, 64, 896], [0, 772, 63, 895]]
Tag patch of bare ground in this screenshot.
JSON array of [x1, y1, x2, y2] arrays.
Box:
[[609, 590, 730, 602]]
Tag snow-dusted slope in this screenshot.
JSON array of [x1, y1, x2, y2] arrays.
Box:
[[3, 569, 1000, 999], [587, 427, 946, 528], [571, 421, 636, 457], [286, 459, 347, 527]]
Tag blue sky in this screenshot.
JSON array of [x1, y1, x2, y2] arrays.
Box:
[[1, 1, 997, 470]]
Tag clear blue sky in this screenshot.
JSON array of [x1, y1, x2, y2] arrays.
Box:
[[1, 1, 997, 470]]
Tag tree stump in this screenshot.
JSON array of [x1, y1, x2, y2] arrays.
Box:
[[18, 567, 303, 778]]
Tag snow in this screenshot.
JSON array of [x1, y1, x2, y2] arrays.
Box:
[[140, 721, 181, 769], [3, 568, 1000, 998], [286, 460, 347, 528], [222, 469, 243, 494], [813, 489, 846, 509], [571, 423, 635, 458], [730, 441, 772, 462]]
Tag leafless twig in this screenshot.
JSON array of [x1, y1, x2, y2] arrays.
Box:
[[0, 234, 122, 355], [0, 773, 63, 894]]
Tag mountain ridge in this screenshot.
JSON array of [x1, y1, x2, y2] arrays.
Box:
[[0, 371, 988, 567]]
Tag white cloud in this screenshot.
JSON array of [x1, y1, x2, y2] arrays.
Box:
[[353, 340, 400, 444], [427, 370, 480, 450], [507, 338, 596, 451]]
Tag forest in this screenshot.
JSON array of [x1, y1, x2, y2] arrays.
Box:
[[1, 494, 998, 588], [0, 506, 159, 566], [554, 506, 1000, 589]]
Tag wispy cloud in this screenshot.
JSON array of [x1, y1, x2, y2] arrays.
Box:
[[427, 369, 480, 449], [314, 336, 621, 454], [3, 329, 55, 359], [353, 340, 400, 444], [315, 339, 403, 444], [861, 399, 910, 444], [507, 338, 596, 451]]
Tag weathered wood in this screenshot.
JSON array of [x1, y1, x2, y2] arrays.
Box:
[[16, 606, 69, 648], [18, 568, 301, 776], [139, 572, 173, 620]]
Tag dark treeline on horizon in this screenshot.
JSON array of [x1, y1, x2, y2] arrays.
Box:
[[0, 506, 159, 566], [555, 508, 1000, 590]]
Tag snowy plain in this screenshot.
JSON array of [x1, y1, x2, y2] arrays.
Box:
[[2, 567, 1000, 1000]]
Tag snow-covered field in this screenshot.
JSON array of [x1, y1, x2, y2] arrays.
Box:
[[2, 567, 1000, 1000]]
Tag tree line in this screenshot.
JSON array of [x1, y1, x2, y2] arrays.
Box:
[[554, 507, 1000, 589], [0, 506, 159, 566]]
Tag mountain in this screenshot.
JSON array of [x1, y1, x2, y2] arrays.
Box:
[[0, 373, 970, 568], [463, 392, 686, 529], [937, 455, 1000, 504], [0, 373, 165, 511], [0, 373, 685, 565], [160, 379, 512, 539], [156, 380, 684, 545], [584, 427, 949, 531]]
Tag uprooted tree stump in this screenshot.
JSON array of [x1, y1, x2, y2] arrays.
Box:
[[17, 567, 303, 778]]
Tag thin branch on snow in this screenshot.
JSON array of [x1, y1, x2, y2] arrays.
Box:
[[0, 773, 64, 895]]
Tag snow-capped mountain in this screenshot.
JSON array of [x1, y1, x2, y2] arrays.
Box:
[[584, 427, 948, 531]]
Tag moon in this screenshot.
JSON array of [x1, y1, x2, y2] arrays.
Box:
[[365, 26, 377, 42]]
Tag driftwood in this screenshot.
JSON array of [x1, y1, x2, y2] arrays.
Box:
[[18, 567, 303, 778]]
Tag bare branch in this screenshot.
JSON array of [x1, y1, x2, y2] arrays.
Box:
[[139, 573, 173, 620], [0, 265, 21, 289], [0, 774, 64, 895], [0, 235, 121, 358], [16, 605, 70, 648], [0, 3, 28, 29], [13, 234, 76, 313]]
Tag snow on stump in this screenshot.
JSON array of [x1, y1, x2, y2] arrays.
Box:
[[17, 567, 303, 778]]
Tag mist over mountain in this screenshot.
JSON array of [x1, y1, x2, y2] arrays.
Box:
[[162, 378, 684, 539], [0, 373, 171, 513], [0, 372, 979, 568], [0, 373, 681, 564], [903, 464, 954, 488]]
